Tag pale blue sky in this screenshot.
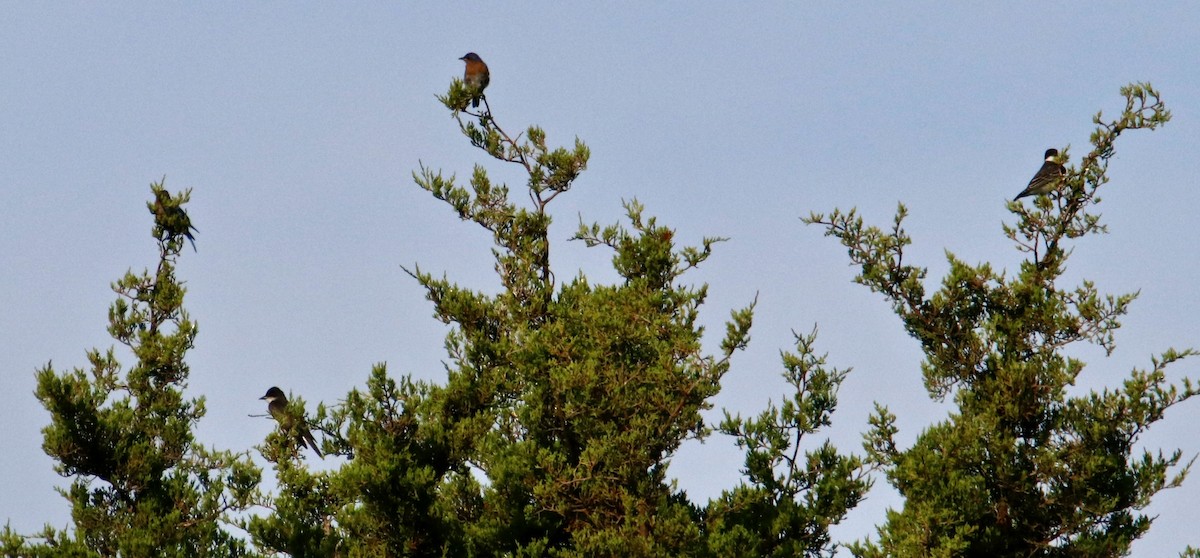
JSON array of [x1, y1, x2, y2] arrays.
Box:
[[3, 4, 1198, 555]]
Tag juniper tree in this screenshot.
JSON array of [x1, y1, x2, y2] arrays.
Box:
[[1, 182, 260, 558], [244, 73, 870, 558], [806, 83, 1197, 557], [360, 71, 755, 557], [706, 327, 872, 557]]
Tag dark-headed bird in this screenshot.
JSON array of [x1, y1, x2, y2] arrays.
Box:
[[151, 188, 198, 251], [1013, 148, 1066, 201], [460, 52, 490, 108], [260, 387, 322, 458]]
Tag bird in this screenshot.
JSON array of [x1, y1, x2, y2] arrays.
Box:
[[260, 387, 322, 458], [151, 188, 198, 251], [1013, 148, 1066, 201], [459, 52, 490, 109]]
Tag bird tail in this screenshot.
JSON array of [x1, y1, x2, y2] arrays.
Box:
[[303, 429, 323, 458]]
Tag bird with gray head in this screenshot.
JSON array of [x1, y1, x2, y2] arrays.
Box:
[[260, 386, 322, 458], [1013, 148, 1067, 201]]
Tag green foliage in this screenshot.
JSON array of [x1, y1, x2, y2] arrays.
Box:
[[21, 74, 1189, 558], [240, 81, 867, 557], [7, 181, 260, 557], [244, 388, 336, 556], [807, 83, 1197, 556], [409, 92, 753, 555], [707, 327, 872, 557], [247, 366, 470, 557]]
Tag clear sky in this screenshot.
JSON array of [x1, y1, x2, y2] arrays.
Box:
[[3, 3, 1198, 555]]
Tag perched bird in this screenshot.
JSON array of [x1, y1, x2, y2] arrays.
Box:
[[1013, 148, 1066, 201], [260, 387, 322, 458], [459, 52, 490, 108], [151, 188, 198, 251]]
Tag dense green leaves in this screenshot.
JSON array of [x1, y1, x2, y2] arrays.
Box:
[[241, 82, 864, 557], [11, 79, 1193, 558], [709, 327, 872, 557], [7, 181, 260, 558], [809, 84, 1197, 557]]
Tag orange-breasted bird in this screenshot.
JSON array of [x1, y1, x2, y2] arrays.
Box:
[[459, 52, 489, 108], [1013, 148, 1066, 201]]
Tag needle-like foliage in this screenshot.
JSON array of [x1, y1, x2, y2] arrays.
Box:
[[806, 84, 1197, 557], [3, 181, 260, 557]]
